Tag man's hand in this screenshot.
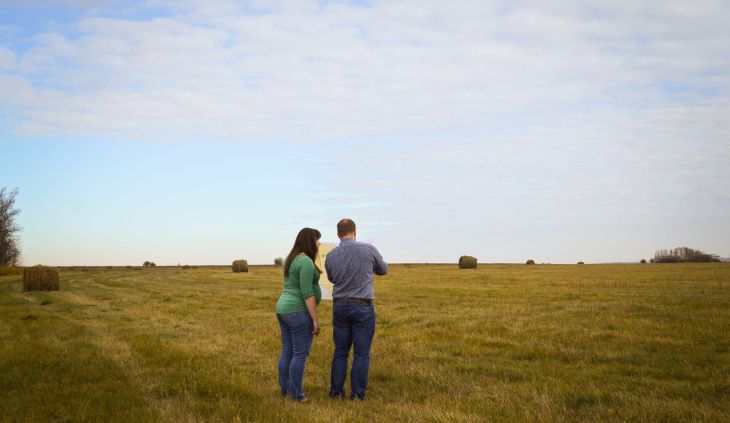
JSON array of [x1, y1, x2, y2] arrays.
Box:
[[312, 320, 320, 336]]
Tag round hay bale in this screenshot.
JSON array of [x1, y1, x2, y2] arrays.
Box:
[[232, 259, 248, 273], [526, 259, 535, 265], [458, 255, 477, 269], [23, 265, 60, 291]]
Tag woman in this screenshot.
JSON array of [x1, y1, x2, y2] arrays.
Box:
[[275, 227, 322, 402]]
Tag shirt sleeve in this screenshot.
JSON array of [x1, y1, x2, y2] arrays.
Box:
[[372, 246, 388, 276], [298, 257, 315, 300], [325, 258, 335, 285]]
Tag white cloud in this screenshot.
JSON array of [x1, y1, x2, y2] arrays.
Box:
[[1, 0, 728, 141]]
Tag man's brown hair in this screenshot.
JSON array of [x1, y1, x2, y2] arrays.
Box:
[[337, 218, 356, 236]]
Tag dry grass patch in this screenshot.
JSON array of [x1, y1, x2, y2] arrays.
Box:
[[0, 264, 728, 421]]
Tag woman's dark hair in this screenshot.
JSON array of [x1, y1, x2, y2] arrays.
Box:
[[284, 227, 322, 277]]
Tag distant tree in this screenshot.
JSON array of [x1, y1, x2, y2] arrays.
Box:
[[274, 257, 283, 267], [640, 259, 647, 264], [650, 258, 655, 264], [0, 188, 21, 266], [526, 259, 535, 265], [654, 246, 720, 263]]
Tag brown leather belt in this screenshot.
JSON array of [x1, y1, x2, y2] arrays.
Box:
[[333, 297, 373, 305]]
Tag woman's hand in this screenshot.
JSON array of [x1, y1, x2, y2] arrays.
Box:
[[312, 320, 320, 336]]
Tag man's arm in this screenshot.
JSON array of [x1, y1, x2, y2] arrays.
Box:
[[325, 259, 335, 285], [372, 246, 388, 276]]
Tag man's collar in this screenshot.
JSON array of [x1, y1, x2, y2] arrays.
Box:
[[340, 237, 356, 244]]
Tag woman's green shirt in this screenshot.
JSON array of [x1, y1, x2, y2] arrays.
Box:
[[275, 254, 321, 314]]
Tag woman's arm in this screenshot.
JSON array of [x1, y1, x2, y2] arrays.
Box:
[[299, 258, 320, 336], [305, 296, 320, 336]]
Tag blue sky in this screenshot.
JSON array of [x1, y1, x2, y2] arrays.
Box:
[[2, 0, 729, 265]]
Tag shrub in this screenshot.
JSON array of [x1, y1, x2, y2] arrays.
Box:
[[458, 256, 477, 269], [232, 260, 248, 273], [274, 257, 283, 267], [23, 265, 60, 291], [143, 261, 156, 267], [0, 266, 23, 276], [125, 265, 133, 269], [650, 258, 655, 263], [526, 259, 535, 265], [640, 259, 647, 264], [577, 261, 584, 265]]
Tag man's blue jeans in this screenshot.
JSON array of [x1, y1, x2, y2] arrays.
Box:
[[329, 302, 376, 400], [277, 311, 314, 400]]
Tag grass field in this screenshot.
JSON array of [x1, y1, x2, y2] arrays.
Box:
[[1, 264, 729, 422]]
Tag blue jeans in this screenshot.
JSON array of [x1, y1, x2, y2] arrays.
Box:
[[329, 302, 376, 400], [277, 311, 314, 400]]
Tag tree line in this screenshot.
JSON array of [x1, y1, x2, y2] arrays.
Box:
[[654, 246, 720, 263]]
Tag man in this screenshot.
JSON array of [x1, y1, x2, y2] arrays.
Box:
[[325, 218, 388, 400]]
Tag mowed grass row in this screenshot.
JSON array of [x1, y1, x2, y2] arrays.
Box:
[[1, 264, 728, 422]]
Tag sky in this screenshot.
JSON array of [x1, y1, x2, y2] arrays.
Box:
[[1, 0, 729, 265]]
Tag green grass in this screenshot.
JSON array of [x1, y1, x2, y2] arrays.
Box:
[[1, 264, 728, 422]]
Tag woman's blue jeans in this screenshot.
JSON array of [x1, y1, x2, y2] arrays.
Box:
[[277, 311, 314, 400]]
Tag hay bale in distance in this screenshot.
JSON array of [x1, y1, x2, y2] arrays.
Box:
[[232, 260, 248, 273], [458, 255, 477, 269], [23, 265, 60, 291], [526, 259, 535, 265]]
